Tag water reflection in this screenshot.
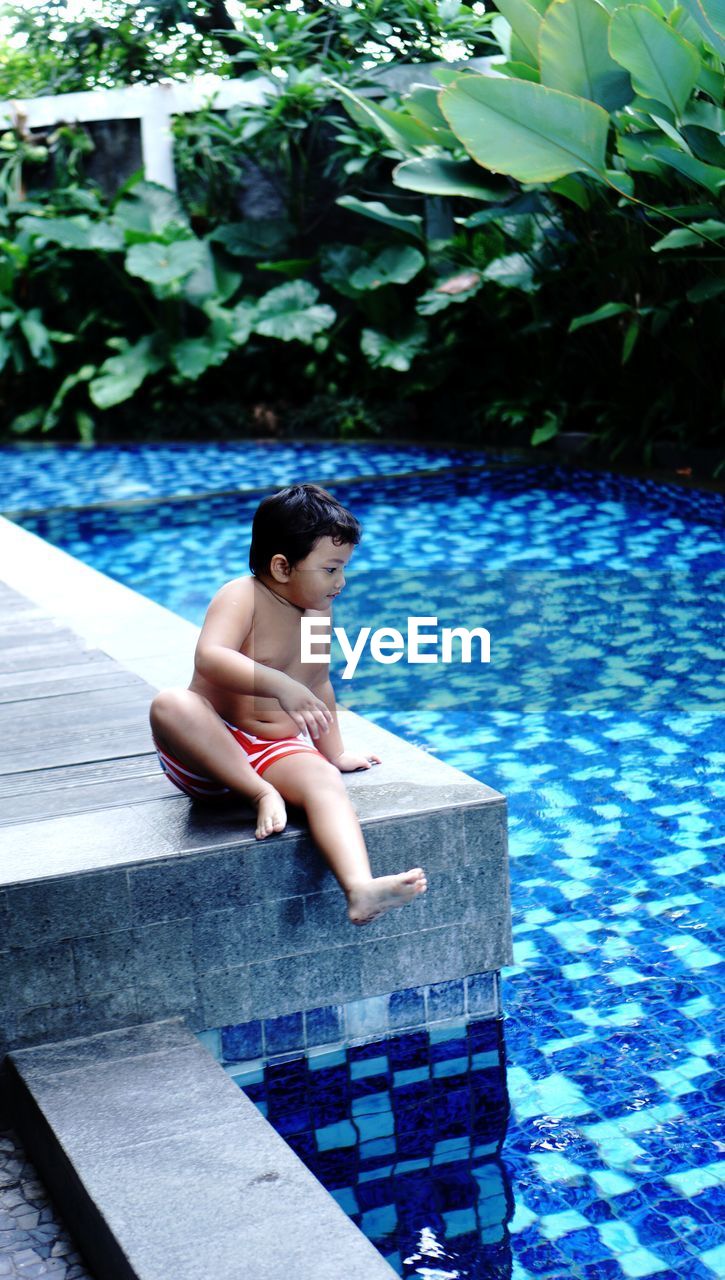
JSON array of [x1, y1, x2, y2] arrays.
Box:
[[242, 1012, 513, 1278]]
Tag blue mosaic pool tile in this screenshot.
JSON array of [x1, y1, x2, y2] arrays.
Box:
[[220, 1019, 262, 1062], [263, 1011, 304, 1056], [346, 994, 389, 1039], [427, 978, 465, 1021], [467, 970, 499, 1016], [388, 985, 425, 1030], [388, 1029, 429, 1069], [304, 1003, 343, 1047], [580, 1261, 634, 1280], [195, 1027, 220, 1058]]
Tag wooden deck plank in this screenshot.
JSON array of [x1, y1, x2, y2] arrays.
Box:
[[0, 661, 145, 704], [1, 727, 158, 775], [0, 752, 162, 798], [1, 771, 175, 825], [1, 684, 153, 732], [0, 641, 113, 674], [0, 580, 164, 809]]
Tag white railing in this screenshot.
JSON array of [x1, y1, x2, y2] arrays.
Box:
[[0, 76, 272, 190]]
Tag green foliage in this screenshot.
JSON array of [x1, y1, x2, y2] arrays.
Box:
[[360, 322, 428, 370], [1, 0, 723, 464], [1, 178, 345, 437], [335, 0, 725, 459], [440, 75, 611, 183], [349, 246, 426, 289], [252, 281, 336, 342], [90, 335, 165, 409], [0, 0, 229, 98], [539, 0, 631, 110]]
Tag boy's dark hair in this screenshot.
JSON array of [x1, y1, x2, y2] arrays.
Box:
[[249, 483, 361, 576]]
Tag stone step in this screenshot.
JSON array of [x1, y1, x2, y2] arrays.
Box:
[[8, 1019, 397, 1280]]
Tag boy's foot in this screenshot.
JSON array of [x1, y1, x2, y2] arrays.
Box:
[[254, 788, 287, 839], [347, 868, 427, 926]]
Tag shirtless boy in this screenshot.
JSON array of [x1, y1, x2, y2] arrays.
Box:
[[149, 483, 427, 925]]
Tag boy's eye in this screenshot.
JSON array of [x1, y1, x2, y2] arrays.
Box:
[[325, 567, 337, 574]]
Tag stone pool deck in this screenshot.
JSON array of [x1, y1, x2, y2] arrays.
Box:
[[0, 516, 512, 1279]]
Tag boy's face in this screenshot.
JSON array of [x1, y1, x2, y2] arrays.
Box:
[[286, 536, 354, 611]]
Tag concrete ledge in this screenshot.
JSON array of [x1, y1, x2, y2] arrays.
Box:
[[0, 736, 510, 1049], [8, 1019, 397, 1280]]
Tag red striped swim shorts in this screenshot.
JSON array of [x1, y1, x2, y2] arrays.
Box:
[[153, 720, 323, 799]]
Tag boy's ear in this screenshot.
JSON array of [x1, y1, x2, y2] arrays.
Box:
[[269, 553, 291, 583]]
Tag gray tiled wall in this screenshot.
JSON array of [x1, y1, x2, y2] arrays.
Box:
[[0, 799, 511, 1057]]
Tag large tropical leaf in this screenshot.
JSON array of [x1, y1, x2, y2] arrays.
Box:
[[360, 323, 428, 371], [253, 281, 335, 343], [647, 146, 725, 192], [172, 317, 234, 379], [125, 239, 207, 288], [112, 182, 189, 237], [439, 74, 609, 182], [682, 124, 725, 165], [89, 336, 164, 409], [609, 7, 700, 116], [497, 60, 542, 81], [539, 0, 633, 110], [349, 246, 426, 291], [336, 196, 424, 240], [209, 220, 292, 258], [495, 0, 549, 63], [482, 252, 538, 291], [332, 80, 438, 152], [18, 216, 123, 252], [181, 242, 242, 307], [652, 219, 725, 249], [569, 300, 631, 330], [617, 131, 669, 173], [393, 157, 507, 199], [319, 244, 369, 298], [403, 84, 458, 143], [680, 0, 725, 57]]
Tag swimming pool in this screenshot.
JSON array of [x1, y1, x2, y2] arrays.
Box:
[[7, 445, 724, 1279]]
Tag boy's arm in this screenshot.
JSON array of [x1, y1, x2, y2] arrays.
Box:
[[194, 580, 332, 738], [315, 679, 380, 772]]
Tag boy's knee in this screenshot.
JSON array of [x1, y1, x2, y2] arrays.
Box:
[[149, 687, 190, 732], [314, 759, 347, 794]]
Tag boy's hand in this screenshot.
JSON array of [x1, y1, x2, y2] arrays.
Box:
[[276, 677, 333, 739], [333, 752, 381, 772]]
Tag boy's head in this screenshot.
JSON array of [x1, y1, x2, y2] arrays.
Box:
[[249, 483, 361, 578]]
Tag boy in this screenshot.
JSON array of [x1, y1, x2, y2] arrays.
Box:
[[150, 483, 427, 926]]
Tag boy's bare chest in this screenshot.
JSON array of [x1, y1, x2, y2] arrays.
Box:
[[243, 602, 327, 685]]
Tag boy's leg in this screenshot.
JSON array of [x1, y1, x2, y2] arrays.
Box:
[[262, 753, 427, 924], [149, 688, 286, 839]]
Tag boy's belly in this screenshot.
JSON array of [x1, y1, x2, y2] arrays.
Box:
[[188, 678, 302, 740]]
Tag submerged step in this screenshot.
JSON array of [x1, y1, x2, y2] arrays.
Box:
[[7, 1019, 398, 1280]]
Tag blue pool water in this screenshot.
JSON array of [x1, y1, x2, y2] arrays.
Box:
[[229, 1011, 514, 1279], [1, 440, 485, 513], [8, 445, 724, 1279]]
